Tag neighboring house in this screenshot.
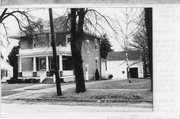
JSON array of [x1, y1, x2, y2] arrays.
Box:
[[14, 18, 102, 83], [1, 58, 13, 82], [101, 50, 144, 79]]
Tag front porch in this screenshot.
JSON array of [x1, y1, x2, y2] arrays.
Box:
[[18, 54, 75, 83]]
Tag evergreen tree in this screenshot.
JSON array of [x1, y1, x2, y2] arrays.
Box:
[[8, 45, 20, 81], [100, 34, 113, 59]]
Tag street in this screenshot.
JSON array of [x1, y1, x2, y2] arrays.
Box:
[[1, 103, 152, 118]]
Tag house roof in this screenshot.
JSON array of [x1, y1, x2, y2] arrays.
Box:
[[106, 50, 141, 61], [9, 16, 103, 40]]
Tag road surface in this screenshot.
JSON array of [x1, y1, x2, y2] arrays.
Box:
[[1, 103, 152, 118]]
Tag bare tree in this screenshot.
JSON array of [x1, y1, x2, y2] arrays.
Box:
[[0, 9, 41, 39], [70, 8, 87, 93], [144, 8, 153, 91], [0, 8, 63, 95], [130, 27, 149, 78], [115, 8, 144, 82], [70, 8, 119, 93]]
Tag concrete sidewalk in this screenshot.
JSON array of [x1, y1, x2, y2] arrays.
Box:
[[2, 79, 119, 100]]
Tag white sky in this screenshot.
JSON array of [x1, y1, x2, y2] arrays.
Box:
[[0, 8, 143, 60]]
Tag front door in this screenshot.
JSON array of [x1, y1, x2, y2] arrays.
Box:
[[129, 68, 138, 78]]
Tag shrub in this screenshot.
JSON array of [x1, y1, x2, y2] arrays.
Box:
[[16, 79, 24, 83], [108, 74, 113, 79], [95, 69, 100, 80], [7, 77, 40, 84], [24, 78, 40, 83], [7, 78, 16, 84]]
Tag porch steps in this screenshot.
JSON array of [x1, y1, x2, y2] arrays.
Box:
[[42, 77, 54, 84]]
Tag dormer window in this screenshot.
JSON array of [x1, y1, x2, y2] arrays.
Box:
[[40, 25, 43, 30]]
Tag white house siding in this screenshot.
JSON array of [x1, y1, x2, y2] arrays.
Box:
[[1, 58, 13, 82], [106, 60, 127, 79], [104, 60, 144, 79], [101, 60, 107, 78]]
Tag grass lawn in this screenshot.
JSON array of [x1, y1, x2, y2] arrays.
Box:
[[40, 78, 152, 103], [1, 83, 35, 90], [24, 84, 56, 90], [1, 91, 23, 97], [87, 78, 151, 89]]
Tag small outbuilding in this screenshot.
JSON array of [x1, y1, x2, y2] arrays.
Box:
[[101, 50, 144, 79]]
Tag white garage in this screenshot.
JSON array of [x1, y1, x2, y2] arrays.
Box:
[[101, 50, 144, 79]]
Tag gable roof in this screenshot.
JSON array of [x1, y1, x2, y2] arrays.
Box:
[[106, 50, 141, 61]]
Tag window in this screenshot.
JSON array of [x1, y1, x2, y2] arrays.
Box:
[[62, 56, 73, 70], [49, 56, 59, 70], [56, 33, 67, 47], [95, 38, 98, 50], [45, 34, 49, 40], [95, 57, 98, 63], [36, 57, 46, 71], [21, 57, 33, 71], [66, 35, 71, 43], [105, 61, 107, 71], [85, 40, 90, 53], [33, 34, 49, 48]]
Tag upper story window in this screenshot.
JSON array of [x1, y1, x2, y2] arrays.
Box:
[[66, 35, 71, 43], [33, 34, 49, 48], [95, 38, 98, 51], [85, 40, 90, 53], [21, 33, 71, 49], [56, 33, 69, 47]]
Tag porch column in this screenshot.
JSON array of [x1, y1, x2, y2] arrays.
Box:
[[33, 56, 36, 72], [33, 56, 37, 77], [19, 56, 22, 72], [18, 56, 22, 77], [59, 55, 62, 71], [46, 56, 49, 71]]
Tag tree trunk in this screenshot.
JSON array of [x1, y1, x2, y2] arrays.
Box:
[[49, 8, 62, 95], [70, 8, 86, 93], [143, 52, 148, 78], [144, 8, 153, 91]]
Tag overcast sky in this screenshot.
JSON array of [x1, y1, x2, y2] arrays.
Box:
[[0, 8, 143, 60]]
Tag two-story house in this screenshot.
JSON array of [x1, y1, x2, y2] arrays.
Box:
[[15, 18, 102, 83]]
